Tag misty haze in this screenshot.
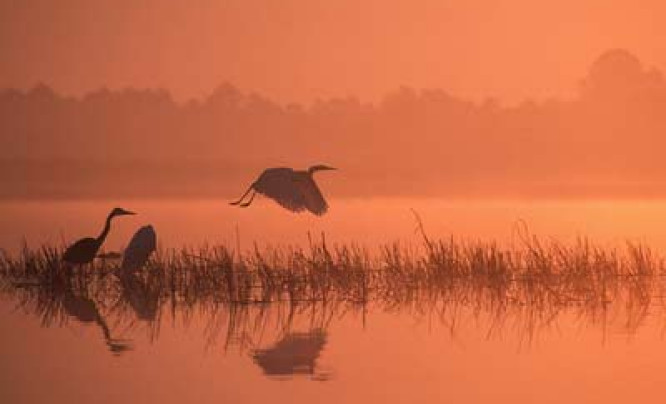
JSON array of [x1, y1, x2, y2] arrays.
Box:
[[2, 49, 666, 199], [2, 2, 666, 404]]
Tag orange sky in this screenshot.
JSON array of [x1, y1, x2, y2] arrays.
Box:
[[0, 0, 664, 103]]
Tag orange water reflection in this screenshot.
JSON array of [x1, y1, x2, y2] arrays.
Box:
[[4, 198, 666, 402], [2, 295, 666, 404]]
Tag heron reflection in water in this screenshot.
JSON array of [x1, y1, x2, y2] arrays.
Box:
[[117, 273, 160, 322], [252, 329, 331, 380], [60, 288, 133, 355]]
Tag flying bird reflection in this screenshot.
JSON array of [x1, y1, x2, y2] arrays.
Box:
[[230, 165, 336, 215], [252, 329, 330, 380], [63, 207, 135, 265]]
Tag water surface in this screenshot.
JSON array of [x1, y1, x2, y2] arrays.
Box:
[[3, 198, 666, 251], [3, 197, 666, 403], [2, 293, 666, 404]]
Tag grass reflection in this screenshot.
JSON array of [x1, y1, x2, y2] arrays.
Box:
[[1, 232, 665, 363]]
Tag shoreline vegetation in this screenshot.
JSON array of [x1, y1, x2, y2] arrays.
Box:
[[2, 224, 666, 351]]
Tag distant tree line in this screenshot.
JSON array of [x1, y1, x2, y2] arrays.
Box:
[[2, 49, 666, 199]]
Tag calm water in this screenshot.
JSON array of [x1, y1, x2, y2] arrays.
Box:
[[3, 198, 666, 250], [3, 198, 666, 403], [2, 292, 666, 403]]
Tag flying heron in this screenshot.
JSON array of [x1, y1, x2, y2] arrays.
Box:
[[62, 207, 136, 265], [230, 165, 336, 215]]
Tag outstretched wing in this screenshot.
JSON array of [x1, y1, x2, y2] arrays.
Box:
[[254, 168, 307, 213], [253, 168, 330, 215], [297, 177, 328, 216]]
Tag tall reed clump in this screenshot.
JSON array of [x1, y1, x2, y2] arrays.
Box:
[[1, 233, 664, 307], [3, 233, 666, 348]]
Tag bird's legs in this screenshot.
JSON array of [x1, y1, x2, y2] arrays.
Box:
[[240, 191, 256, 207], [229, 185, 254, 205]]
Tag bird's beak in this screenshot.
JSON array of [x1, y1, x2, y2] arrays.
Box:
[[122, 210, 136, 216]]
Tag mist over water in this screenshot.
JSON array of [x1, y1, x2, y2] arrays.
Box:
[[3, 50, 666, 201], [3, 198, 666, 252], [3, 2, 666, 402]]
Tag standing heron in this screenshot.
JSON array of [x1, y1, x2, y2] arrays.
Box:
[[230, 165, 337, 215], [121, 225, 157, 275], [62, 207, 135, 265]]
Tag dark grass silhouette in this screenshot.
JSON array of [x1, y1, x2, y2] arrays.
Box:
[[2, 230, 666, 354]]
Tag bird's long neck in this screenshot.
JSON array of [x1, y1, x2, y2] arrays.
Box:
[[96, 213, 114, 243]]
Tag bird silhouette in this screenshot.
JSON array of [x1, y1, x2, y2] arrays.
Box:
[[230, 165, 336, 215], [121, 225, 157, 275], [62, 207, 135, 265]]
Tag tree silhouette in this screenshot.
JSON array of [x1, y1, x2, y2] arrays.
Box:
[[1, 49, 666, 199]]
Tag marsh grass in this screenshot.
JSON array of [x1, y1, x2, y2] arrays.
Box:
[[2, 231, 666, 349]]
